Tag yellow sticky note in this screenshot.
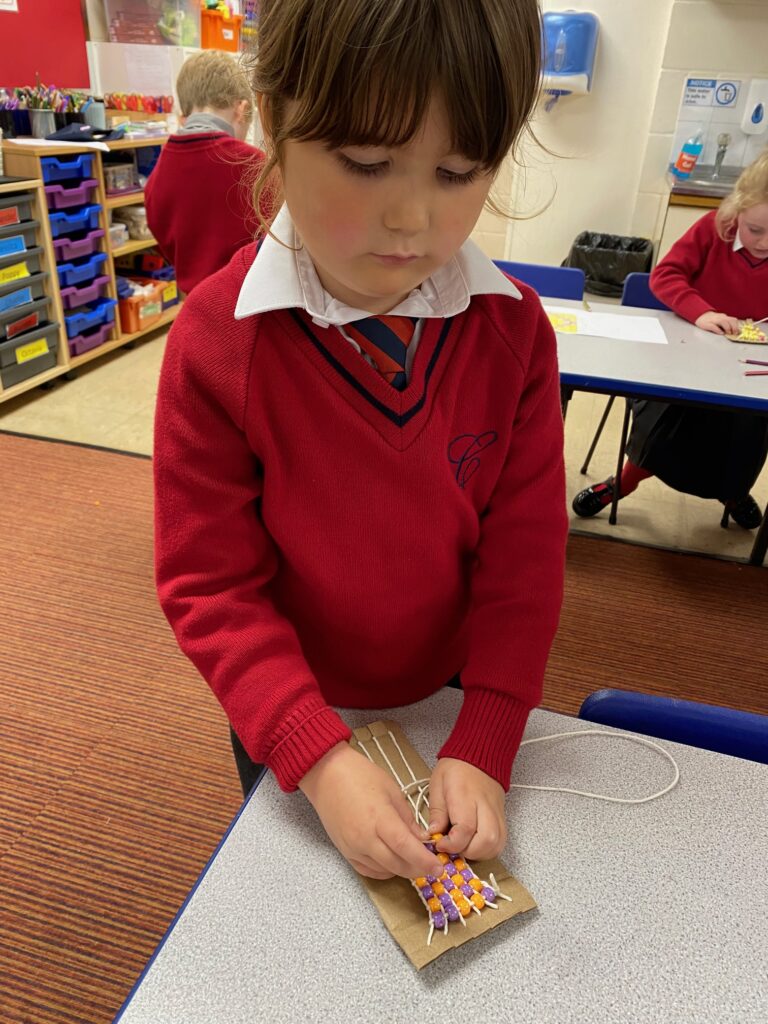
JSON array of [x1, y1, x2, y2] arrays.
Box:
[[15, 338, 49, 364], [162, 282, 178, 303], [548, 312, 578, 333], [0, 261, 29, 285]]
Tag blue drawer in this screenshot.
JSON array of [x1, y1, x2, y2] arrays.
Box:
[[40, 153, 96, 184], [56, 252, 108, 288], [48, 204, 102, 239], [63, 297, 117, 339]]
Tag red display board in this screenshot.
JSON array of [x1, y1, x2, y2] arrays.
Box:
[[0, 0, 90, 90]]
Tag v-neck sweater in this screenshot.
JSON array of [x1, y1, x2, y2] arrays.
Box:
[[650, 210, 768, 323], [154, 243, 568, 793]]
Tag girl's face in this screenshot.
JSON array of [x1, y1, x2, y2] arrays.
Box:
[[276, 100, 494, 314], [737, 203, 768, 260]]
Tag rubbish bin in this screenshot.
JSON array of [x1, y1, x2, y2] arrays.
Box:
[[564, 232, 654, 297]]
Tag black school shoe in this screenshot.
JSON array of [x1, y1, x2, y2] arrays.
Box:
[[572, 477, 616, 518], [720, 495, 763, 530]]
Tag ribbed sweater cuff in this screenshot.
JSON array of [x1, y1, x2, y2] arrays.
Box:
[[438, 689, 532, 791], [676, 293, 711, 325], [266, 704, 352, 793]]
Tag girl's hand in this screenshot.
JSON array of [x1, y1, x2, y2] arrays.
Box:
[[299, 743, 444, 880], [425, 758, 507, 862], [695, 310, 742, 336]]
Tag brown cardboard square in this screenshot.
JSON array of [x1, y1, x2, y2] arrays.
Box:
[[350, 720, 537, 969]]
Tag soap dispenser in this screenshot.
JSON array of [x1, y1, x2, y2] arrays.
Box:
[[741, 79, 768, 136]]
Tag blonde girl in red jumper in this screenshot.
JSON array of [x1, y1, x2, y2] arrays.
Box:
[[573, 149, 768, 528], [154, 0, 568, 883]]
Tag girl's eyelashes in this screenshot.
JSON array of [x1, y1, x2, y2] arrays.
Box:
[[335, 152, 481, 186]]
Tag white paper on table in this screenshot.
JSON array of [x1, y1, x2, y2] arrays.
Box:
[[7, 138, 110, 152], [545, 305, 668, 345]]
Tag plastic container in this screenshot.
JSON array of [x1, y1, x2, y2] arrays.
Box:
[[109, 223, 130, 248], [118, 278, 166, 333], [0, 296, 51, 341], [671, 130, 704, 180], [52, 229, 105, 262], [45, 179, 100, 211], [56, 252, 109, 288], [0, 320, 59, 388], [201, 9, 243, 51], [40, 153, 96, 184], [564, 232, 654, 298], [63, 297, 118, 339], [59, 274, 111, 311], [104, 162, 140, 195], [0, 246, 44, 283], [112, 205, 152, 240], [48, 204, 102, 238], [0, 191, 35, 229], [68, 320, 113, 357], [131, 275, 178, 311], [0, 271, 49, 314], [0, 220, 39, 257]]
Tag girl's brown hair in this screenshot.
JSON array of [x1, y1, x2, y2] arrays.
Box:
[[716, 147, 768, 241], [247, 0, 542, 231]]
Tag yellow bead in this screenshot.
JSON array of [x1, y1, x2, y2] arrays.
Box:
[[459, 903, 472, 917], [453, 858, 466, 871], [469, 878, 483, 892], [427, 897, 441, 912], [414, 877, 428, 888], [431, 832, 444, 841], [438, 853, 450, 865], [470, 893, 485, 910], [433, 882, 445, 895], [451, 874, 464, 887]]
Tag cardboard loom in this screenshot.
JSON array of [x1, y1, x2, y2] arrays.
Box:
[[349, 721, 537, 969]]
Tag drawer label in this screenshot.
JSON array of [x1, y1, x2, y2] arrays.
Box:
[[0, 261, 29, 285], [162, 283, 177, 303], [15, 337, 50, 364], [0, 206, 20, 227], [7, 311, 40, 339]]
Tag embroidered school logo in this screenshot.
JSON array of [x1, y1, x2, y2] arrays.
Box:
[[448, 432, 498, 488]]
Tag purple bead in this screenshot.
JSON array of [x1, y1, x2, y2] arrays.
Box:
[[446, 906, 459, 922], [426, 874, 438, 884], [424, 843, 437, 854], [460, 868, 473, 882], [443, 861, 456, 875], [438, 893, 452, 908], [461, 884, 473, 897], [481, 886, 495, 901], [420, 885, 433, 900], [432, 911, 445, 930]]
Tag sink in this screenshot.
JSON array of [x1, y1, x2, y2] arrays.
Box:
[[671, 164, 741, 198]]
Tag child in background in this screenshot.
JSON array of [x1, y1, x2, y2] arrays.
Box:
[[145, 51, 270, 294], [573, 149, 768, 528], [154, 0, 567, 882]]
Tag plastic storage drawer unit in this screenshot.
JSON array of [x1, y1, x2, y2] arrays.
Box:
[[40, 153, 96, 184], [68, 321, 113, 357], [59, 274, 111, 311], [0, 320, 59, 388], [48, 204, 102, 238], [63, 297, 118, 339], [45, 179, 100, 211], [0, 296, 51, 341], [0, 220, 40, 257], [57, 252, 108, 288], [53, 229, 105, 262], [0, 271, 49, 314], [0, 192, 35, 228]]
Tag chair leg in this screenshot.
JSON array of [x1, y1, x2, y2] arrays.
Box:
[[609, 400, 631, 526], [720, 505, 730, 529], [580, 395, 615, 474], [749, 507, 768, 566], [560, 385, 573, 421]]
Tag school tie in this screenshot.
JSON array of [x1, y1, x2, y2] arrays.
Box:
[[343, 315, 418, 391]]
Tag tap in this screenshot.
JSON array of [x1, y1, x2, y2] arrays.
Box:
[[713, 133, 731, 180]]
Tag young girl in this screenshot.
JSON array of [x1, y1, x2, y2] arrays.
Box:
[[154, 0, 567, 883], [573, 149, 768, 528]]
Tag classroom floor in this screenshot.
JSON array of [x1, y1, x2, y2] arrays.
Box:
[[1, 328, 766, 563]]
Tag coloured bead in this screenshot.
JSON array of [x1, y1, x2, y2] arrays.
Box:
[[433, 911, 446, 930], [414, 877, 428, 888], [460, 868, 473, 882], [458, 902, 472, 917], [451, 873, 464, 887], [420, 885, 433, 900], [481, 886, 496, 901], [426, 874, 438, 884], [437, 853, 450, 865], [470, 893, 486, 910], [453, 858, 466, 871], [432, 882, 445, 896], [461, 884, 473, 897], [425, 843, 437, 854], [431, 833, 444, 841], [427, 897, 441, 912], [469, 878, 483, 892], [446, 906, 459, 922], [438, 893, 452, 908]]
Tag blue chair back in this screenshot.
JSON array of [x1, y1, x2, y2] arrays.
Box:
[[621, 272, 668, 311], [494, 260, 585, 301], [579, 689, 768, 765]]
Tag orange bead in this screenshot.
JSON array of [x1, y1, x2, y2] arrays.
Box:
[[453, 858, 466, 871], [459, 903, 472, 917], [451, 874, 464, 887], [431, 832, 444, 841], [470, 893, 485, 910], [469, 878, 483, 892], [439, 871, 450, 882], [414, 877, 428, 888], [427, 897, 441, 912], [438, 853, 450, 865], [433, 882, 445, 896]]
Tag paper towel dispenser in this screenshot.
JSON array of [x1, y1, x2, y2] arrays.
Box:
[[542, 11, 600, 112]]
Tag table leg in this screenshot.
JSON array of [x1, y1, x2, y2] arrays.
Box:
[[748, 508, 768, 567], [609, 400, 631, 526]]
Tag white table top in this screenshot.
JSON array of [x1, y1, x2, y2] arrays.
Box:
[[554, 300, 768, 413], [115, 691, 768, 1024]]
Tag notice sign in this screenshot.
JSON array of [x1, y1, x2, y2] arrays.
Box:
[[683, 78, 740, 108]]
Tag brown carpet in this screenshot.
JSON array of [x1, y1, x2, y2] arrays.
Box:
[[0, 432, 765, 1024]]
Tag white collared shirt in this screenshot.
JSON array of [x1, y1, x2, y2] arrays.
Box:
[[733, 230, 744, 253], [234, 205, 521, 379]]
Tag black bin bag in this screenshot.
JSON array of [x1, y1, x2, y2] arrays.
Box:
[[564, 232, 653, 297]]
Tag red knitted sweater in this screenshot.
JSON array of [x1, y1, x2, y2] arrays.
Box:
[[154, 244, 568, 792]]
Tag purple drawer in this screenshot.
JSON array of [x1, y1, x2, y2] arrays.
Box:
[[59, 275, 111, 311], [45, 179, 99, 211], [53, 228, 105, 262], [68, 320, 113, 356]]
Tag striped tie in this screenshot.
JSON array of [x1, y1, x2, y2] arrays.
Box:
[[344, 315, 417, 391]]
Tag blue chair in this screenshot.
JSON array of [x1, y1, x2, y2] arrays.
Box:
[[579, 273, 669, 522], [579, 689, 768, 765], [494, 259, 585, 300]]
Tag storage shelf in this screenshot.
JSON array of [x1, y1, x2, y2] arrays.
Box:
[[112, 236, 157, 257], [69, 303, 181, 368], [105, 191, 145, 209]]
